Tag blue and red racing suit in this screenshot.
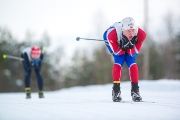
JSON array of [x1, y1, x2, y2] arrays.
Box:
[[103, 22, 146, 83]]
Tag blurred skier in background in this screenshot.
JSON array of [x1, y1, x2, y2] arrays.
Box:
[[21, 46, 44, 99], [103, 17, 146, 102]]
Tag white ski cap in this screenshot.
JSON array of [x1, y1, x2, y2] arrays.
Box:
[[121, 17, 137, 31]]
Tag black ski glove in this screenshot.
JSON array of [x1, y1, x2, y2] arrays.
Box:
[[129, 36, 138, 49], [120, 35, 130, 51]]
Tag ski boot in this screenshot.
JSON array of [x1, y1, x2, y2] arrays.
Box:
[[39, 91, 44, 98], [25, 88, 31, 99], [131, 82, 142, 102], [112, 82, 122, 102]]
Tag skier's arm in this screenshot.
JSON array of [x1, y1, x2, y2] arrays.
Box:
[[38, 53, 43, 70], [107, 29, 124, 55], [134, 28, 146, 52], [126, 28, 146, 57], [40, 53, 43, 61], [22, 53, 32, 71]]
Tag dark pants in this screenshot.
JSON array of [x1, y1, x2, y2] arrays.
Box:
[[21, 53, 43, 91], [23, 68, 43, 91]]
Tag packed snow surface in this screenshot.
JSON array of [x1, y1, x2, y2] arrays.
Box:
[[0, 79, 180, 120]]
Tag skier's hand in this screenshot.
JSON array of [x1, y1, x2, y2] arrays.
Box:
[[129, 36, 138, 49], [131, 36, 138, 44], [120, 35, 130, 51]]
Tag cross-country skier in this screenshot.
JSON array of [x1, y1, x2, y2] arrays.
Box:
[[103, 17, 146, 102], [21, 46, 44, 99]]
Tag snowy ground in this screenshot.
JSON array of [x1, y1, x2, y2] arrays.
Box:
[[0, 79, 180, 120]]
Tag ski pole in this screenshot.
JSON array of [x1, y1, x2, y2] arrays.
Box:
[[76, 37, 111, 47], [2, 54, 24, 61], [76, 37, 104, 41]]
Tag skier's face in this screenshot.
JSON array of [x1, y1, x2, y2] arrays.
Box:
[[123, 29, 136, 40], [31, 53, 40, 60]]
